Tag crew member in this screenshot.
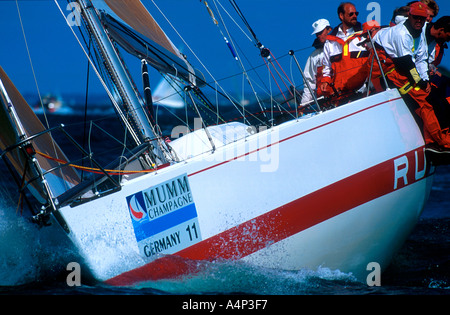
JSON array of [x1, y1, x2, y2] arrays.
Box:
[[421, 0, 439, 22], [424, 16, 450, 133], [340, 20, 382, 95], [424, 16, 450, 73], [320, 2, 368, 101], [390, 6, 410, 26], [374, 2, 450, 149], [301, 19, 332, 104]]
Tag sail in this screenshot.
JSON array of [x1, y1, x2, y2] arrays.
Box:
[[92, 0, 199, 85], [152, 76, 185, 108], [100, 0, 178, 55], [0, 67, 80, 203]]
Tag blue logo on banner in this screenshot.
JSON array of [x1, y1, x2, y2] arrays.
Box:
[[127, 193, 147, 222]]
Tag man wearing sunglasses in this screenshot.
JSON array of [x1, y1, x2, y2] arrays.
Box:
[[320, 2, 368, 98], [374, 2, 450, 150]]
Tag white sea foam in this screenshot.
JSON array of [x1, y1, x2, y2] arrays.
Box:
[[0, 187, 78, 286], [134, 259, 358, 294]]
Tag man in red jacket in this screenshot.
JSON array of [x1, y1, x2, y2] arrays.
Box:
[[320, 2, 369, 102]]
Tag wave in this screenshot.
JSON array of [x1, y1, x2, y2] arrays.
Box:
[[132, 260, 359, 295], [0, 186, 78, 286]]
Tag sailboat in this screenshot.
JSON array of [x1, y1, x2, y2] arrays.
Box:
[[0, 0, 440, 286]]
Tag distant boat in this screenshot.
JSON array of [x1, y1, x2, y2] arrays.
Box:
[[33, 93, 72, 115]]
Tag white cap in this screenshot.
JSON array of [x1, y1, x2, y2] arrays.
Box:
[[311, 19, 331, 35]]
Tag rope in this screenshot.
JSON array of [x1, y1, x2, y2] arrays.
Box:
[[36, 151, 156, 176], [262, 56, 292, 111], [270, 51, 295, 93]]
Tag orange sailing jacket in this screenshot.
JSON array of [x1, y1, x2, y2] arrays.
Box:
[[322, 23, 370, 96]]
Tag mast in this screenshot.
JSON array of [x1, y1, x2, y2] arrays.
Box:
[[77, 0, 167, 163]]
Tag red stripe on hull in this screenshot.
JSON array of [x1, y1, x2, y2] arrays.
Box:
[[106, 147, 428, 286], [189, 98, 402, 177]]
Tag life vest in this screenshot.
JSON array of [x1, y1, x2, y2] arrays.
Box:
[[432, 42, 447, 67], [322, 24, 370, 97]]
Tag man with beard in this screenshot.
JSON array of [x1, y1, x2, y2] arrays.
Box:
[[320, 2, 368, 100]]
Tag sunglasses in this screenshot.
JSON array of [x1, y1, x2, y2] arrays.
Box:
[[411, 14, 426, 21], [347, 11, 359, 17]]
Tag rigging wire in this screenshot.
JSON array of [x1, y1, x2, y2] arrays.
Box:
[[220, 0, 298, 118], [14, 0, 74, 190], [81, 37, 92, 180], [15, 0, 49, 129], [210, 0, 267, 118], [214, 0, 253, 43], [63, 0, 140, 171], [149, 0, 268, 127], [202, 0, 238, 61], [215, 0, 301, 117], [63, 0, 317, 136], [53, 0, 141, 146], [227, 0, 261, 47]]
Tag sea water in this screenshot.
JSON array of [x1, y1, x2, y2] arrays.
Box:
[[0, 113, 449, 296]]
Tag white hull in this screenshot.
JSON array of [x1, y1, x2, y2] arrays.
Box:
[[55, 89, 434, 285]]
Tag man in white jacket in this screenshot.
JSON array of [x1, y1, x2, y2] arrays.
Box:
[[374, 1, 450, 149], [300, 19, 332, 104], [374, 3, 430, 93]]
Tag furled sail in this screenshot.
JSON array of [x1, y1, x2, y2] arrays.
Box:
[[0, 67, 80, 204], [92, 0, 201, 86]]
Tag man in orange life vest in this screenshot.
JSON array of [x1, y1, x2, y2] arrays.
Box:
[[374, 2, 450, 150], [320, 2, 369, 101]]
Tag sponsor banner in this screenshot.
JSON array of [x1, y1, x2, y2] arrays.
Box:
[[126, 174, 202, 258]]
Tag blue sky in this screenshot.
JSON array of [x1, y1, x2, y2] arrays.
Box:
[[0, 0, 449, 99]]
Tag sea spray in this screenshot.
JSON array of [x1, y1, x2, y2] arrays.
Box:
[[0, 186, 78, 286], [0, 188, 41, 285], [133, 259, 358, 295]]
